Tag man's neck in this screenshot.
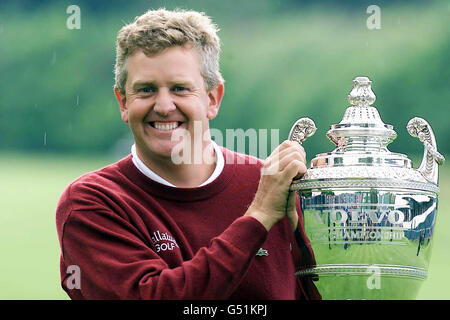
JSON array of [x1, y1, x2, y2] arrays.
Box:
[[135, 141, 217, 188]]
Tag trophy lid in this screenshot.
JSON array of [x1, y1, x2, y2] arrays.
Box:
[[326, 76, 397, 153], [312, 76, 410, 169], [289, 76, 440, 194]]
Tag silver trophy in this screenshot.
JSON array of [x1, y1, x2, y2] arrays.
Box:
[[289, 76, 445, 299]]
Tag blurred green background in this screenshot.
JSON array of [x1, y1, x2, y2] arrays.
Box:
[[0, 0, 448, 299]]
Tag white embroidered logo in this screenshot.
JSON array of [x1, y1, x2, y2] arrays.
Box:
[[151, 230, 179, 252]]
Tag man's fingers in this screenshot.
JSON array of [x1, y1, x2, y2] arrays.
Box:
[[278, 150, 307, 173], [264, 142, 306, 169], [262, 150, 306, 177], [285, 159, 307, 180], [263, 157, 306, 182], [277, 144, 306, 164]]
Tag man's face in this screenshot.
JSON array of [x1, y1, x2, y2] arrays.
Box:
[[115, 46, 223, 163]]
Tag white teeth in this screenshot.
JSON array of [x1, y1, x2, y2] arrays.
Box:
[[153, 122, 179, 130]]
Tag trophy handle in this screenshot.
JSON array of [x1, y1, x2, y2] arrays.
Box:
[[407, 117, 445, 184], [288, 118, 317, 145]]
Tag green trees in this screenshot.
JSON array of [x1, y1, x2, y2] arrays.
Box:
[[1, 1, 448, 161]]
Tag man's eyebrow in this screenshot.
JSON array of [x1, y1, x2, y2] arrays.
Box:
[[131, 81, 156, 89], [168, 79, 196, 87], [131, 79, 196, 89]]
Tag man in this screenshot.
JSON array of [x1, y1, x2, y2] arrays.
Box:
[[56, 8, 321, 300]]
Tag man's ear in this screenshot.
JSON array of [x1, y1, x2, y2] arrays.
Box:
[[114, 86, 128, 123], [206, 83, 224, 120]]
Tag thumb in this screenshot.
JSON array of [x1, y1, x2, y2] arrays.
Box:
[[286, 190, 297, 212], [285, 190, 298, 231]]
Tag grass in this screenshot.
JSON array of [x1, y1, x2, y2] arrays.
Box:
[[0, 152, 448, 299], [0, 152, 114, 299]]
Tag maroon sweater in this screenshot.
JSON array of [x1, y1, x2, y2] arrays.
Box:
[[56, 147, 321, 300]]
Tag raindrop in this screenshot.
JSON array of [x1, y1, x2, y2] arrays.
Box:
[[44, 132, 47, 146], [50, 52, 56, 66]]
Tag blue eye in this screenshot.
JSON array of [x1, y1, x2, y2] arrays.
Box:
[[173, 86, 186, 92], [140, 87, 154, 93]]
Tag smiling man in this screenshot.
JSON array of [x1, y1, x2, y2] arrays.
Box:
[[55, 8, 321, 300], [116, 46, 222, 187]]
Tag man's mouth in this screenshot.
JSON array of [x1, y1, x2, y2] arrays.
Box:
[[148, 121, 184, 131]]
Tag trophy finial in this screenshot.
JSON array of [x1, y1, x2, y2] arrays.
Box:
[[348, 76, 376, 107]]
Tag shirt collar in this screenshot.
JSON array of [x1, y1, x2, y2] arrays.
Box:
[[131, 141, 224, 188]]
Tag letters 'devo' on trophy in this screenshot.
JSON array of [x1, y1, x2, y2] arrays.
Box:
[[289, 76, 445, 299]]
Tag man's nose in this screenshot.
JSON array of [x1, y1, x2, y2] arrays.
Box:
[[153, 89, 176, 115]]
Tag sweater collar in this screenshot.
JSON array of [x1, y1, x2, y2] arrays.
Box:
[[118, 146, 236, 202], [130, 141, 225, 188]]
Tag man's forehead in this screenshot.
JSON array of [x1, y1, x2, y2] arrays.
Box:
[[128, 47, 200, 68], [126, 48, 202, 84]]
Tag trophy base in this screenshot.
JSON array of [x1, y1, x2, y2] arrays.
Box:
[[297, 264, 426, 300]]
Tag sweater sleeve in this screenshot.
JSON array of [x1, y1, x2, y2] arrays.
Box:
[[59, 206, 268, 300]]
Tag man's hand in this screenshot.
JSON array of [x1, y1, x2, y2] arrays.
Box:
[[245, 140, 307, 231]]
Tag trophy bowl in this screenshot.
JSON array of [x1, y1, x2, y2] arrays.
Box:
[[290, 76, 445, 300]]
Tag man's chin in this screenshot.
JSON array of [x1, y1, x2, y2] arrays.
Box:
[[146, 143, 187, 164], [150, 146, 177, 160]]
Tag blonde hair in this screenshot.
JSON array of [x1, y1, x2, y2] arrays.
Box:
[[114, 8, 224, 95]]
